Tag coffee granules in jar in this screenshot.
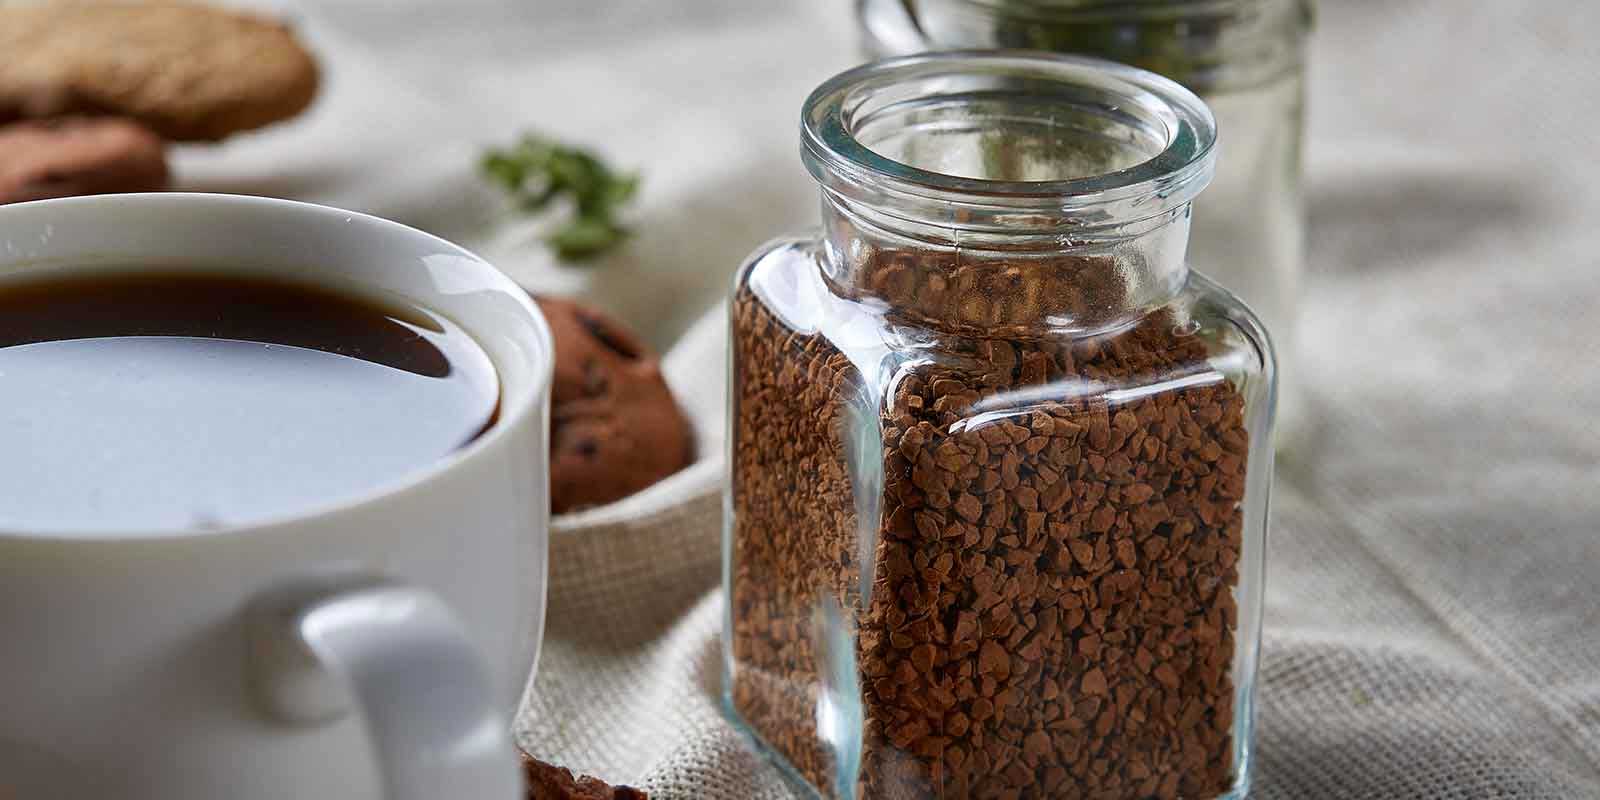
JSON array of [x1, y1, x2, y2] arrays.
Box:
[[723, 53, 1274, 800], [730, 252, 1250, 798]]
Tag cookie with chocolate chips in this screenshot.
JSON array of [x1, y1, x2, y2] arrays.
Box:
[[521, 750, 647, 800], [535, 296, 693, 514]]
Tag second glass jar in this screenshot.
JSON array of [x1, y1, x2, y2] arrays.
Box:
[[725, 52, 1275, 799]]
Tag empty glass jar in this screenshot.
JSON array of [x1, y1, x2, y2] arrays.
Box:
[[725, 52, 1275, 799], [859, 0, 1310, 437]]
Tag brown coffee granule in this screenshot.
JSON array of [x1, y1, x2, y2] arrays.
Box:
[[729, 257, 1248, 799]]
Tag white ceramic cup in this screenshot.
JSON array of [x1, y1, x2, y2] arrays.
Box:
[[0, 194, 552, 800]]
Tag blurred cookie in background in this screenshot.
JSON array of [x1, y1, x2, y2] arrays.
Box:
[[0, 117, 168, 204], [0, 2, 319, 141], [535, 295, 694, 514]]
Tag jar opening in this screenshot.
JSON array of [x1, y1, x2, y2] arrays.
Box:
[[803, 51, 1217, 229], [851, 73, 1169, 181]]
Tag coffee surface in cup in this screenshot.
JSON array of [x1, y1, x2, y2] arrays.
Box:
[[0, 271, 499, 533]]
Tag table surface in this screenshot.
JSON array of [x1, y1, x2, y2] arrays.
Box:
[[187, 1, 1600, 797]]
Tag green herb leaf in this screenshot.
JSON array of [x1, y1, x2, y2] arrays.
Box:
[[546, 217, 628, 262], [480, 132, 640, 263]]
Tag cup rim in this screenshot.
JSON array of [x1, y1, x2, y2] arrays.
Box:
[[0, 192, 554, 542]]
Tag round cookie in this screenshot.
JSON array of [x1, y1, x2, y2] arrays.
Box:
[[0, 117, 168, 204], [535, 296, 694, 514], [0, 3, 319, 142]]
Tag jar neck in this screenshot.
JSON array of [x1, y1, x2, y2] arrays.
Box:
[[803, 52, 1216, 335], [818, 189, 1194, 335]]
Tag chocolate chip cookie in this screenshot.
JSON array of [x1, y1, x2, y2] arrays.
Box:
[[521, 751, 647, 800], [0, 117, 168, 204], [0, 3, 319, 141], [535, 296, 693, 514]]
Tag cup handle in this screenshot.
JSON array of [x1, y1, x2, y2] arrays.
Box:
[[247, 578, 522, 800]]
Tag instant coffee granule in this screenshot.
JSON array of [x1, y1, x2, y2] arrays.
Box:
[[729, 254, 1250, 799]]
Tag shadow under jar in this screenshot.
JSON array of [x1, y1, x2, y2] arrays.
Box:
[[724, 53, 1275, 799], [860, 0, 1310, 441]]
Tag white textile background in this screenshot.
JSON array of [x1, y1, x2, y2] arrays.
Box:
[[178, 1, 1600, 797]]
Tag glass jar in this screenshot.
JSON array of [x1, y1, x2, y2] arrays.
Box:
[[724, 52, 1274, 799], [858, 0, 1309, 438]]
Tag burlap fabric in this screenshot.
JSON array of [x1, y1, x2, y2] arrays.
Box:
[[184, 0, 1600, 796], [511, 4, 1600, 798]]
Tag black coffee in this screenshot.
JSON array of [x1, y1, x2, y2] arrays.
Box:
[[0, 271, 499, 533]]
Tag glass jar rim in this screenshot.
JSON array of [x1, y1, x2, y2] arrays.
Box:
[[801, 51, 1218, 227]]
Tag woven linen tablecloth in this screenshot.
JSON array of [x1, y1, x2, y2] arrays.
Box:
[[185, 1, 1600, 796]]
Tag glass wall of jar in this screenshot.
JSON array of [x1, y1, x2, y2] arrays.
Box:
[[724, 52, 1275, 799], [859, 0, 1309, 438]]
